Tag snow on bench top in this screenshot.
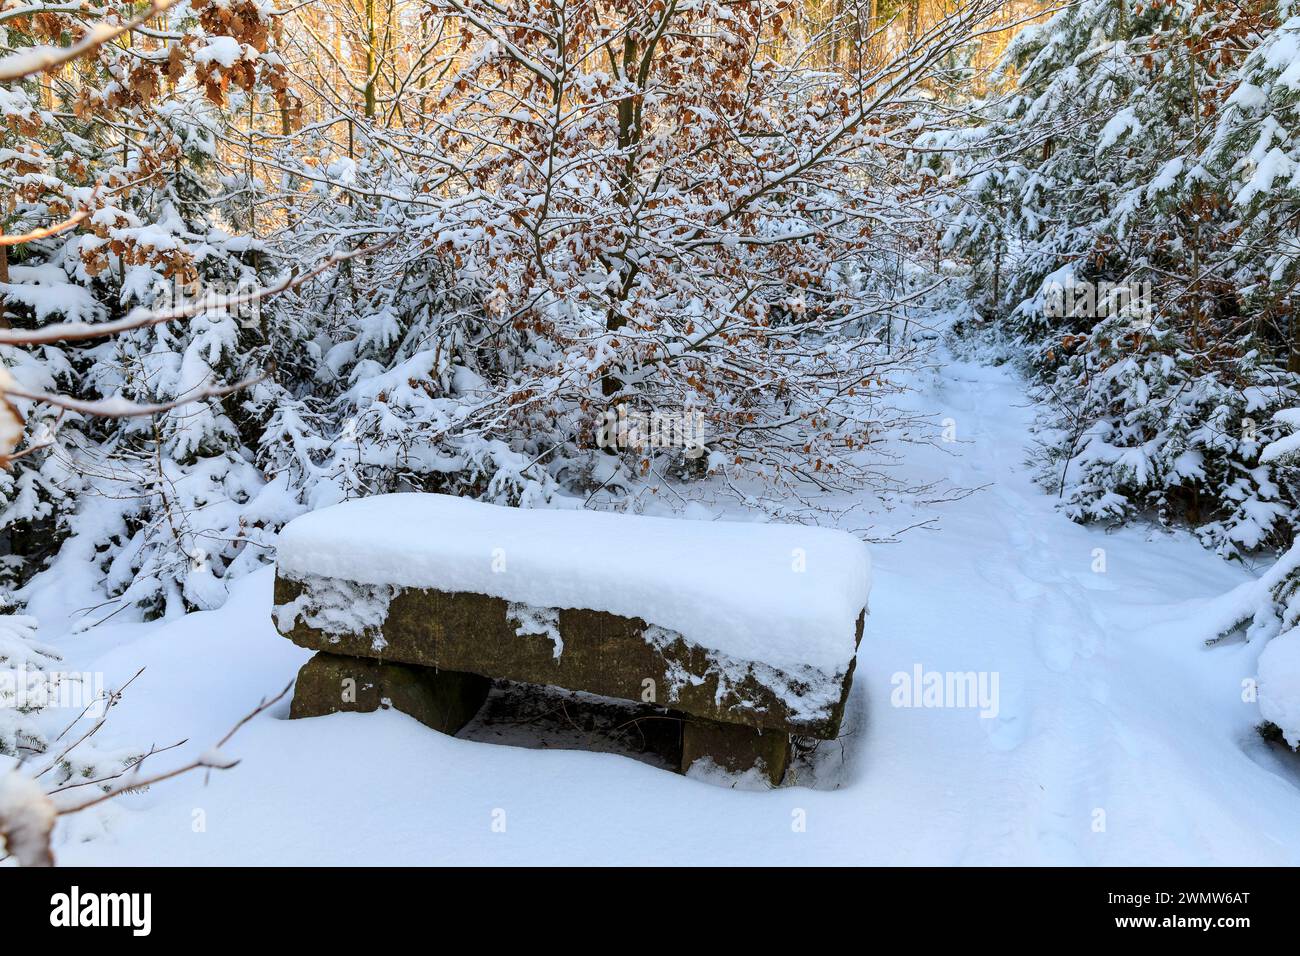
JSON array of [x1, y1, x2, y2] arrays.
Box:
[[276, 493, 870, 676]]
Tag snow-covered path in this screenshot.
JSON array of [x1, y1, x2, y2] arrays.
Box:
[[46, 353, 1300, 865], [859, 357, 1300, 864]]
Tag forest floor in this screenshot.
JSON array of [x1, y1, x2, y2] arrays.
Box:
[[40, 347, 1300, 865]]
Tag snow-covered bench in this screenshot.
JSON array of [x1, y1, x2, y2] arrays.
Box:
[[272, 493, 870, 784]]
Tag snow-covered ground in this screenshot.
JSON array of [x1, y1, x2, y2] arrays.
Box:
[[33, 350, 1300, 865]]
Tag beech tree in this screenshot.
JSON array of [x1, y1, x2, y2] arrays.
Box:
[[255, 0, 1010, 521], [0, 0, 1018, 611]]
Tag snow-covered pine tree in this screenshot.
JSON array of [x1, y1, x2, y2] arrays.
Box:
[[1210, 405, 1300, 747], [0, 1, 305, 618], [56, 93, 291, 616], [258, 173, 560, 517], [945, 0, 1300, 556], [1201, 11, 1300, 371], [1198, 8, 1300, 747]]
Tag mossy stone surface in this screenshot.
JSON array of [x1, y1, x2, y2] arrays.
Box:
[[275, 572, 863, 740], [680, 717, 791, 786], [290, 651, 490, 734]]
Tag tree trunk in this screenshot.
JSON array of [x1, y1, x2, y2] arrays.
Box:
[[365, 0, 378, 119], [603, 33, 641, 397], [0, 242, 10, 330], [1288, 313, 1300, 373]]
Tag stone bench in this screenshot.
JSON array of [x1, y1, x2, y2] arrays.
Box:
[[272, 493, 870, 785]]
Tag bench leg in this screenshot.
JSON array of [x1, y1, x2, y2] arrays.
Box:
[[680, 717, 790, 787], [290, 651, 490, 735]]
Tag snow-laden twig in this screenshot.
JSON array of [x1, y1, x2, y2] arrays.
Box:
[[3, 367, 273, 419], [0, 678, 294, 865], [0, 0, 177, 81], [0, 235, 397, 347]]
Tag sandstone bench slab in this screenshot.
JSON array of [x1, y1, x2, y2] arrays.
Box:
[[273, 493, 870, 780]]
